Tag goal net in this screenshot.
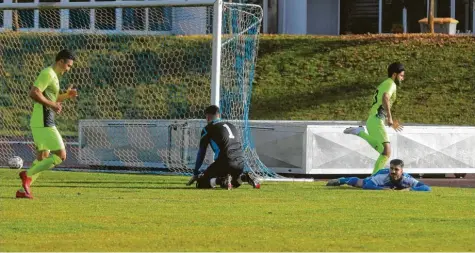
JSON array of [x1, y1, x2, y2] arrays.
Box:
[[0, 0, 282, 180]]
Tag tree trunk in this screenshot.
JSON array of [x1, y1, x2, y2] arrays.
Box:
[[428, 0, 435, 33]]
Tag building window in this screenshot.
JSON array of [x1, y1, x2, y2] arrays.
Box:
[[69, 0, 91, 29], [3, 0, 175, 33], [206, 6, 212, 33], [95, 0, 116, 30], [17, 0, 34, 28], [340, 0, 379, 34], [18, 10, 34, 28], [0, 0, 3, 28], [226, 0, 263, 3], [123, 7, 146, 31], [149, 7, 172, 31], [382, 0, 404, 33], [39, 0, 60, 29]]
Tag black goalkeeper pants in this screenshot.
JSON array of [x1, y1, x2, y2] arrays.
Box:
[[196, 159, 244, 189]]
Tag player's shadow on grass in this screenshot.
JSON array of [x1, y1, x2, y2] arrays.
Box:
[[252, 80, 373, 119], [324, 186, 361, 190], [46, 180, 187, 185], [35, 184, 196, 190]]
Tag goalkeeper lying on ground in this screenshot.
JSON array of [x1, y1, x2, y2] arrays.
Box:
[[326, 159, 431, 191]]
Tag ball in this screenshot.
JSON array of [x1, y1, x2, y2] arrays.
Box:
[[8, 156, 23, 169]]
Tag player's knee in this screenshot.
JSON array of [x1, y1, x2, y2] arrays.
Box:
[[382, 143, 391, 156], [196, 176, 211, 189], [59, 153, 67, 161], [53, 150, 67, 162], [37, 150, 49, 161]]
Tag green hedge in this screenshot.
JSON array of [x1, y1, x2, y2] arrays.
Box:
[[1, 33, 474, 138], [0, 33, 214, 136]]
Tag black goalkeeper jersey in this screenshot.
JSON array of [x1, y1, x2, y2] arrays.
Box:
[[194, 119, 244, 174]]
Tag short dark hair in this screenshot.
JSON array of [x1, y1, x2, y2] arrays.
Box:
[[56, 49, 76, 62], [390, 159, 404, 168], [387, 62, 405, 77], [204, 105, 220, 116]]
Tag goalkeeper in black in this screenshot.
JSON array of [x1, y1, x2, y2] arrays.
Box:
[[186, 105, 260, 189]]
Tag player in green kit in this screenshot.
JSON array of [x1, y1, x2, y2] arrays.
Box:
[[344, 62, 405, 174], [16, 49, 77, 199]]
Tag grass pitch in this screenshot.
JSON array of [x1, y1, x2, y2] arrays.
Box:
[[1, 169, 474, 252]]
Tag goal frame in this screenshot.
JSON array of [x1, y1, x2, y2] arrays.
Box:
[[0, 0, 314, 182]]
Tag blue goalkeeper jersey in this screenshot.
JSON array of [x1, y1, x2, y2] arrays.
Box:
[[363, 169, 431, 191]]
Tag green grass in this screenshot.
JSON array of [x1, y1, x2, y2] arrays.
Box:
[[1, 169, 474, 252], [251, 34, 475, 125]]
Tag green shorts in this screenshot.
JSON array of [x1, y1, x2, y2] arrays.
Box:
[[366, 115, 389, 144], [31, 126, 65, 151]]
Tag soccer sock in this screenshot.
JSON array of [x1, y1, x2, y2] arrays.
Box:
[[210, 178, 217, 188], [357, 132, 384, 154], [27, 154, 63, 177], [373, 154, 389, 174], [29, 160, 40, 185], [346, 177, 359, 186], [30, 173, 41, 185], [236, 174, 244, 185]]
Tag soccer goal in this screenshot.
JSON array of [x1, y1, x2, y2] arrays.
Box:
[[0, 0, 289, 180]]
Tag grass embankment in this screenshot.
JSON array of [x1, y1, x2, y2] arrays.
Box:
[[252, 34, 475, 125]]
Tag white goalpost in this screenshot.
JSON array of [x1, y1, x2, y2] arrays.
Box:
[[0, 0, 312, 182], [211, 0, 223, 106]]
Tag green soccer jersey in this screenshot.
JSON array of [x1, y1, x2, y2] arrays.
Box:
[[368, 78, 397, 119], [30, 66, 60, 128]]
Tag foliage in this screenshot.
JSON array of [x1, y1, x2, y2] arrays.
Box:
[[1, 34, 474, 139]]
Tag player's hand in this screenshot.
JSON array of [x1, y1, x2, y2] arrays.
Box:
[[387, 118, 394, 127], [51, 102, 62, 114], [391, 119, 404, 132], [186, 175, 199, 186], [67, 85, 78, 99]]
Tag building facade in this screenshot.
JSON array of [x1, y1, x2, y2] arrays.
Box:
[[0, 0, 473, 35], [273, 0, 474, 35]]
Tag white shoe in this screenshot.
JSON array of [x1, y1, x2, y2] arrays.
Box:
[[343, 126, 364, 135]]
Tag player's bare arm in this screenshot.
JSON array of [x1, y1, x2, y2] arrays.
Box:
[[382, 92, 392, 126], [383, 92, 403, 132], [57, 85, 78, 102], [29, 86, 62, 113]]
